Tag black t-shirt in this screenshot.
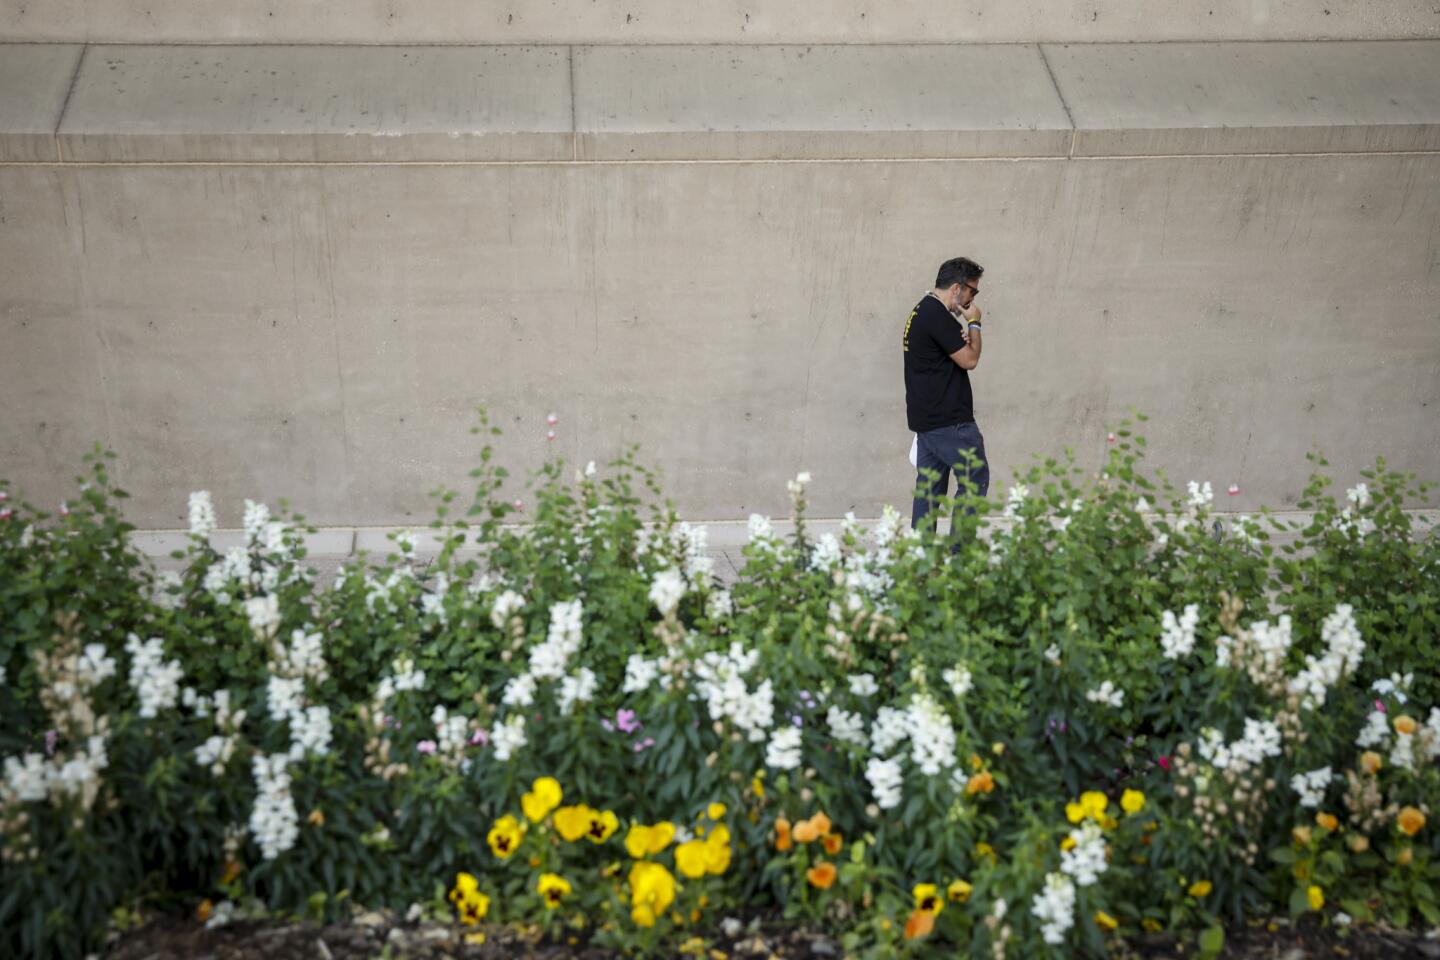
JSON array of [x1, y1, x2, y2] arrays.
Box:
[[903, 294, 973, 432]]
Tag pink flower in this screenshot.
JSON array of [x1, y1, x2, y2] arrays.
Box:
[[1157, 755, 1172, 771], [633, 737, 656, 754], [0, 508, 10, 521], [512, 500, 524, 511], [546, 430, 557, 442], [615, 709, 640, 734], [416, 740, 437, 755], [469, 728, 489, 747], [1375, 700, 1387, 713], [58, 502, 70, 517], [1106, 433, 1117, 444], [1227, 484, 1241, 496], [546, 413, 559, 426]]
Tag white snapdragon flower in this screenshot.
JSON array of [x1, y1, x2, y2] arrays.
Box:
[[1003, 484, 1029, 519], [623, 655, 660, 694], [786, 471, 812, 497], [242, 500, 271, 544], [266, 675, 305, 724], [848, 673, 879, 697], [648, 568, 686, 617], [491, 714, 527, 761], [1044, 643, 1062, 665], [392, 528, 417, 556], [391, 657, 426, 693], [1347, 483, 1370, 507], [706, 589, 733, 620], [490, 589, 526, 630], [1290, 767, 1334, 808], [1031, 873, 1077, 945], [1059, 821, 1108, 886], [188, 491, 217, 538], [871, 505, 905, 548], [1187, 481, 1214, 508], [4, 752, 49, 802], [502, 673, 537, 708], [809, 534, 842, 571], [527, 599, 584, 680], [249, 753, 299, 860], [870, 706, 910, 755], [1290, 604, 1364, 709], [1230, 717, 1283, 766], [244, 594, 281, 640], [275, 629, 328, 684], [1160, 604, 1200, 661], [747, 514, 778, 551], [826, 706, 868, 747], [765, 726, 803, 770], [195, 735, 236, 777], [557, 668, 597, 715], [1134, 496, 1151, 514], [125, 634, 183, 719], [942, 665, 973, 699], [288, 705, 333, 759], [78, 643, 117, 689], [1085, 680, 1124, 708], [907, 692, 957, 776], [152, 570, 184, 611], [692, 643, 774, 742], [1389, 730, 1417, 773], [864, 755, 904, 810], [1355, 709, 1390, 749]]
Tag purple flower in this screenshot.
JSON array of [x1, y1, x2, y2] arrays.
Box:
[[1375, 700, 1387, 713], [417, 740, 437, 755], [469, 728, 489, 747], [601, 719, 615, 732], [791, 715, 804, 728], [633, 737, 656, 754], [44, 729, 59, 757], [616, 709, 641, 734]]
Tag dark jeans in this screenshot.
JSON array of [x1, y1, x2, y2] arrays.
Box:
[[911, 421, 990, 533]]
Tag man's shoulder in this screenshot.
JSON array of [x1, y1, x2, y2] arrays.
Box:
[[911, 295, 947, 324]]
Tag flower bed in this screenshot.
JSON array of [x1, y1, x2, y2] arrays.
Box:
[[2, 418, 1438, 958]]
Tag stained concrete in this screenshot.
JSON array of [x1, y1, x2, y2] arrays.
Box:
[[573, 44, 1072, 160], [57, 45, 574, 162], [1, 0, 1437, 45], [0, 43, 80, 161], [1046, 40, 1440, 156]]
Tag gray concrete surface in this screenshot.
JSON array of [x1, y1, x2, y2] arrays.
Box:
[[1, 0, 1437, 45], [1047, 41, 1440, 156], [573, 44, 1072, 160], [3, 153, 1437, 528], [5, 41, 1437, 163], [0, 43, 79, 161], [57, 45, 574, 162], [2, 40, 1439, 528]]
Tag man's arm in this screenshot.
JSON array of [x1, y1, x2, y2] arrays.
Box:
[[949, 305, 983, 370]]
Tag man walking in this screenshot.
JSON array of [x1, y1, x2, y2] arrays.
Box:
[[903, 257, 989, 532]]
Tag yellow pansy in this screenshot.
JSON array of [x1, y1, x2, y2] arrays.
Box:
[[1095, 911, 1119, 931], [912, 883, 944, 916], [587, 809, 620, 843], [975, 842, 997, 864], [487, 815, 525, 859], [522, 777, 564, 823], [707, 802, 727, 820], [629, 861, 676, 926], [751, 771, 766, 799], [1307, 885, 1324, 911], [538, 873, 572, 909], [1316, 812, 1338, 832], [675, 840, 708, 879], [1398, 806, 1426, 838], [1065, 802, 1086, 824], [1188, 880, 1212, 898], [1080, 791, 1109, 820], [947, 879, 972, 904], [625, 821, 677, 859], [1061, 836, 1078, 852], [554, 805, 595, 843], [703, 825, 732, 875], [1141, 919, 1163, 933], [1121, 790, 1145, 814], [457, 890, 490, 926]]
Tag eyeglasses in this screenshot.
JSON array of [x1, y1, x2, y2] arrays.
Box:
[[961, 282, 980, 297]]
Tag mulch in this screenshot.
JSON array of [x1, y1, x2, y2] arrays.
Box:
[[104, 911, 1440, 959]]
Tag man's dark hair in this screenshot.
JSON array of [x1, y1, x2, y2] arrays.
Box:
[[936, 257, 984, 289]]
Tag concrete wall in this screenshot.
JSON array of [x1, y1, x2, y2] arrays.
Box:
[[3, 41, 1439, 528], [2, 0, 1438, 44]]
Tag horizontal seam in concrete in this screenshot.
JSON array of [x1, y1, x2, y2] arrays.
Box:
[[5, 38, 1438, 47], [3, 151, 1440, 168]]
